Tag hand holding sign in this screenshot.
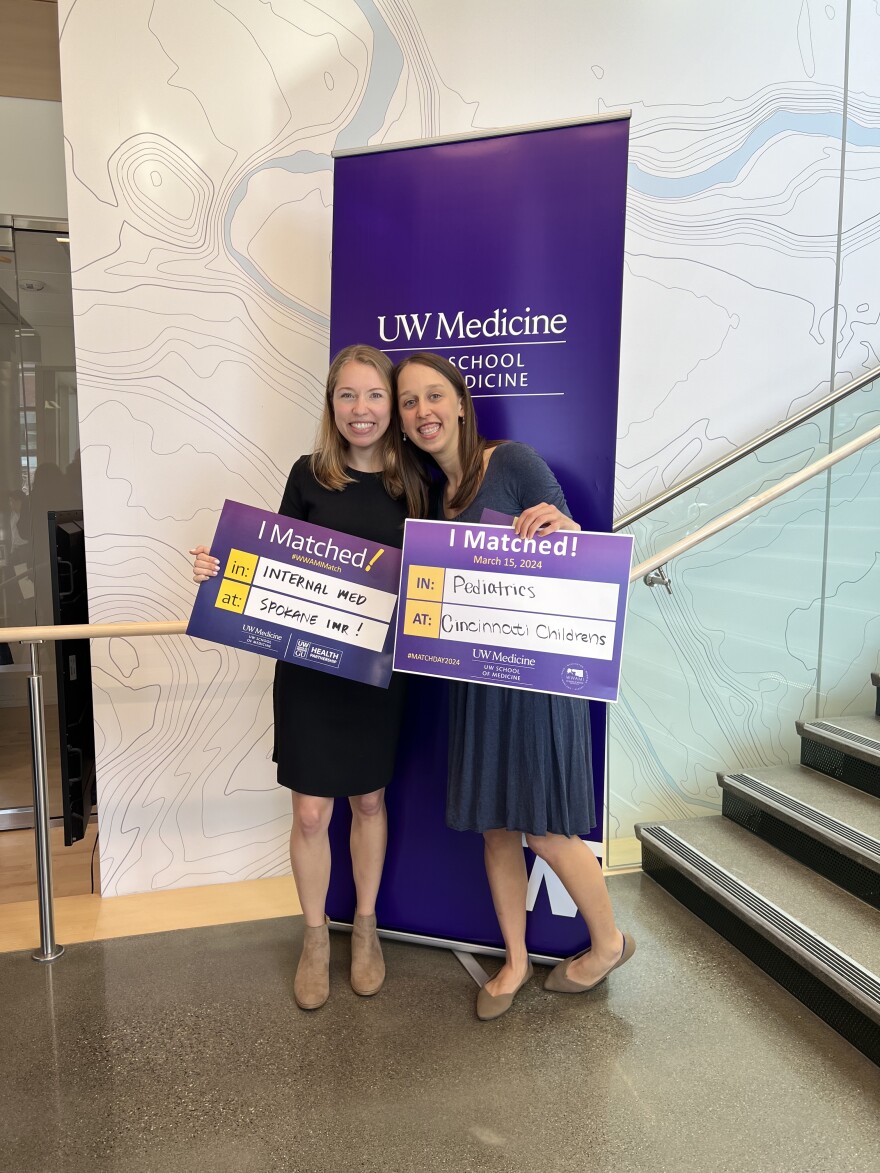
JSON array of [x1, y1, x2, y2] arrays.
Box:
[[190, 545, 219, 582], [187, 500, 402, 688], [514, 502, 580, 539]]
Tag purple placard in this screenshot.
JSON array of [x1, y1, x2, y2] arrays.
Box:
[[480, 509, 516, 525], [328, 117, 629, 956], [186, 500, 401, 688], [394, 520, 633, 702]]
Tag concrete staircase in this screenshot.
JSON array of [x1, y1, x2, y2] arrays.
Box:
[[636, 671, 880, 1065]]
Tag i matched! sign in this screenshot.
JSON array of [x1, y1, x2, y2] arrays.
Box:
[[392, 519, 633, 702], [187, 500, 401, 688]]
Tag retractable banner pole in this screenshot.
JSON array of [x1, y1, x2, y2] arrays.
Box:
[[328, 114, 630, 957]]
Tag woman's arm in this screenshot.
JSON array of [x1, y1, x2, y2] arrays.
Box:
[[501, 444, 581, 538]]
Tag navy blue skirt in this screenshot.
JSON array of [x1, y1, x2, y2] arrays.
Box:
[[446, 682, 596, 837]]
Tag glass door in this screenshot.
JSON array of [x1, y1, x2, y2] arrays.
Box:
[[0, 219, 82, 828]]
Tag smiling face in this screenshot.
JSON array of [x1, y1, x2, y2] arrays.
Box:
[[396, 361, 465, 466], [331, 360, 393, 467]]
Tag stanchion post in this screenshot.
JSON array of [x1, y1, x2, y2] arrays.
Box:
[[24, 640, 64, 962]]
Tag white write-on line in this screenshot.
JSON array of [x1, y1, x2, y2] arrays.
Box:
[[437, 603, 616, 661], [252, 554, 396, 622], [443, 567, 618, 620], [244, 586, 389, 652]]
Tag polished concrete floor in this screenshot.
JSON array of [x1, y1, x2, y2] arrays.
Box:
[[3, 873, 879, 1173]]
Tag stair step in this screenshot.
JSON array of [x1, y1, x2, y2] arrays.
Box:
[[797, 714, 880, 797], [798, 714, 880, 764], [718, 766, 880, 906], [636, 816, 880, 1063], [720, 765, 880, 862]]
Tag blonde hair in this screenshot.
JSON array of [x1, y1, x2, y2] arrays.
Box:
[[310, 344, 427, 516]]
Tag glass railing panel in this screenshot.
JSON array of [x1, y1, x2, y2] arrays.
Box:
[[617, 374, 880, 574], [817, 404, 880, 719], [829, 374, 880, 453], [622, 413, 831, 571], [607, 473, 828, 868], [607, 372, 880, 870]]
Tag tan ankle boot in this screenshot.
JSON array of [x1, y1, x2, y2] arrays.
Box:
[[350, 913, 385, 996], [294, 921, 330, 1010]]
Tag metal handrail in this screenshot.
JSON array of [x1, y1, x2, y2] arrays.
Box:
[[5, 621, 187, 964], [6, 423, 880, 649], [631, 422, 880, 580], [4, 620, 187, 642], [613, 363, 880, 532], [5, 418, 879, 961]]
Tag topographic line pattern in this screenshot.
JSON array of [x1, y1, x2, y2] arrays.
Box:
[[56, 0, 880, 890]]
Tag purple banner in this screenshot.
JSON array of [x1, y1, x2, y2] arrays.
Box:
[[187, 500, 401, 688], [328, 116, 629, 956], [394, 520, 633, 702]]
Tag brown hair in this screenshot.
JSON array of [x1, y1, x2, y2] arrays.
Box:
[[394, 351, 495, 514], [310, 344, 426, 517]]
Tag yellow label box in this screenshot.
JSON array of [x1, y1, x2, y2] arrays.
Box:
[[403, 599, 441, 638], [214, 579, 249, 614], [224, 548, 258, 585], [406, 565, 444, 602]]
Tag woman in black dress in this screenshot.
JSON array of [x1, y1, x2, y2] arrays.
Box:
[[396, 352, 634, 1020], [192, 345, 424, 1010]]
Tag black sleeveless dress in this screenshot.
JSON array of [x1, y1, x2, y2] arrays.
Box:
[[272, 456, 407, 797]]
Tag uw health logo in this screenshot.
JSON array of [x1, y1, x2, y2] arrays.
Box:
[[292, 641, 343, 669], [561, 663, 588, 692]]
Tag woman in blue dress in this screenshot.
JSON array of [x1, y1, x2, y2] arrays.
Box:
[[395, 351, 635, 1020]]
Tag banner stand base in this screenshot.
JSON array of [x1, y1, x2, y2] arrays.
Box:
[[329, 921, 563, 986], [452, 950, 489, 987]]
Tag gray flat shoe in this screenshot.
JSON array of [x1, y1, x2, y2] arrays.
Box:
[[476, 962, 534, 1021], [544, 932, 636, 994]]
